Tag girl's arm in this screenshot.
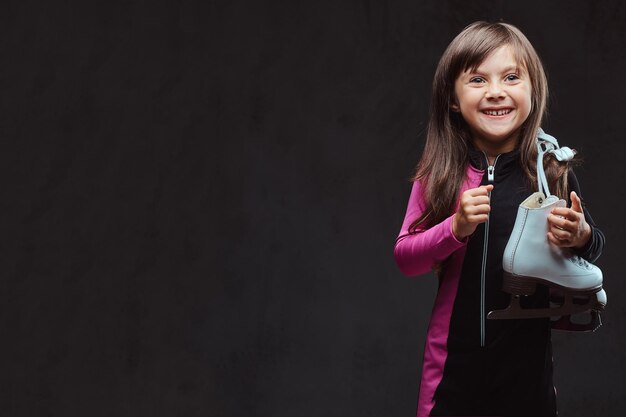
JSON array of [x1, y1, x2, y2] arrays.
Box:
[[568, 170, 606, 262], [393, 180, 467, 277]]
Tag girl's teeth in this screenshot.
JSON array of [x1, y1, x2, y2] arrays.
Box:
[[484, 109, 512, 116]]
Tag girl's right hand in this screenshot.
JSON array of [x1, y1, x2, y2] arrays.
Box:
[[452, 184, 494, 240]]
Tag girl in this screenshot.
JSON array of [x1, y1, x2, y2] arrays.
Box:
[[393, 22, 605, 417]]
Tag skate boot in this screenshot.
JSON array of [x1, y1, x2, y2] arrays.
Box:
[[487, 129, 606, 331]]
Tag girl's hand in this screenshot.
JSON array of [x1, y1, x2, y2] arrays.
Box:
[[547, 191, 592, 248], [452, 184, 493, 240]]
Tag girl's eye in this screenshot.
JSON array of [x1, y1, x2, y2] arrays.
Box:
[[505, 74, 520, 81], [469, 77, 485, 83]]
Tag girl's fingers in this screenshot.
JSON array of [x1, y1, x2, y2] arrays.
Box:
[[547, 232, 565, 246], [570, 191, 584, 213], [467, 214, 489, 223], [548, 214, 576, 230], [465, 204, 491, 216], [466, 185, 493, 196], [550, 226, 571, 240], [548, 231, 572, 247], [468, 196, 491, 206], [550, 207, 578, 220]]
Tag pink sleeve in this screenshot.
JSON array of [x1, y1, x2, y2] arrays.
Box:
[[393, 180, 467, 277]]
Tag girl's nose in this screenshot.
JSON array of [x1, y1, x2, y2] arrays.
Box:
[[486, 82, 505, 99]]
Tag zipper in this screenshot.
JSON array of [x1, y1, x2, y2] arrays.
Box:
[[480, 152, 500, 347]]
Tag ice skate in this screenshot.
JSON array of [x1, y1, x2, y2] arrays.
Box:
[[487, 130, 606, 329]]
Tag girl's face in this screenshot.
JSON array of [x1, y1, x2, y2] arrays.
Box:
[[452, 45, 532, 156]]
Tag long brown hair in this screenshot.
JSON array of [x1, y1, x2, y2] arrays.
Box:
[[409, 21, 571, 233]]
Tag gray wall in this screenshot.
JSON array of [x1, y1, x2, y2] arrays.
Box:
[[2, 0, 624, 416]]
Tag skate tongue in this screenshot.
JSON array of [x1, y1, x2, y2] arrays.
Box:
[[541, 195, 560, 207]]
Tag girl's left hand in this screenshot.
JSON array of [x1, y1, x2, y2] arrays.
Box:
[[547, 191, 592, 249]]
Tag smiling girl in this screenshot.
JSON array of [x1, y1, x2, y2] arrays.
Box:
[[394, 22, 605, 417]]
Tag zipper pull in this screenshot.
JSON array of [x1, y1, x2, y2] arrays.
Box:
[[488, 165, 495, 182]]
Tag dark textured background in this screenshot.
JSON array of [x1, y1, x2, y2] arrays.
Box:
[[1, 0, 624, 416]]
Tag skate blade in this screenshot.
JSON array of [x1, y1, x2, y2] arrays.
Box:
[[487, 304, 557, 320], [488, 291, 605, 320], [487, 296, 553, 320], [550, 291, 606, 311], [551, 311, 603, 332]]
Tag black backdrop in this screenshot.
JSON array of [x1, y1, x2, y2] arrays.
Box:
[[2, 1, 625, 416]]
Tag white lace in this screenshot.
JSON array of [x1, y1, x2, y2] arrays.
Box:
[[536, 128, 576, 197]]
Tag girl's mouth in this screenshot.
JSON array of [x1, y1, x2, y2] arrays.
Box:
[[482, 109, 513, 116]]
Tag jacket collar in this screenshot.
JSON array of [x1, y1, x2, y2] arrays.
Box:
[[468, 146, 521, 172]]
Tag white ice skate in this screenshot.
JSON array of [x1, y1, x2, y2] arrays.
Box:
[[487, 129, 606, 331]]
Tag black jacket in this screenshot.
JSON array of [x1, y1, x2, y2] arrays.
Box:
[[429, 147, 605, 417]]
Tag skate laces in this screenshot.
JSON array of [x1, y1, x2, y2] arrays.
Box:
[[536, 128, 576, 197], [569, 256, 593, 270]]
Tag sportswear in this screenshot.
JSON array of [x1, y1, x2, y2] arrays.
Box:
[[394, 147, 604, 417]]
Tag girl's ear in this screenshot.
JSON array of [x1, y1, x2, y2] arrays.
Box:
[[449, 93, 460, 112], [450, 91, 461, 112]]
